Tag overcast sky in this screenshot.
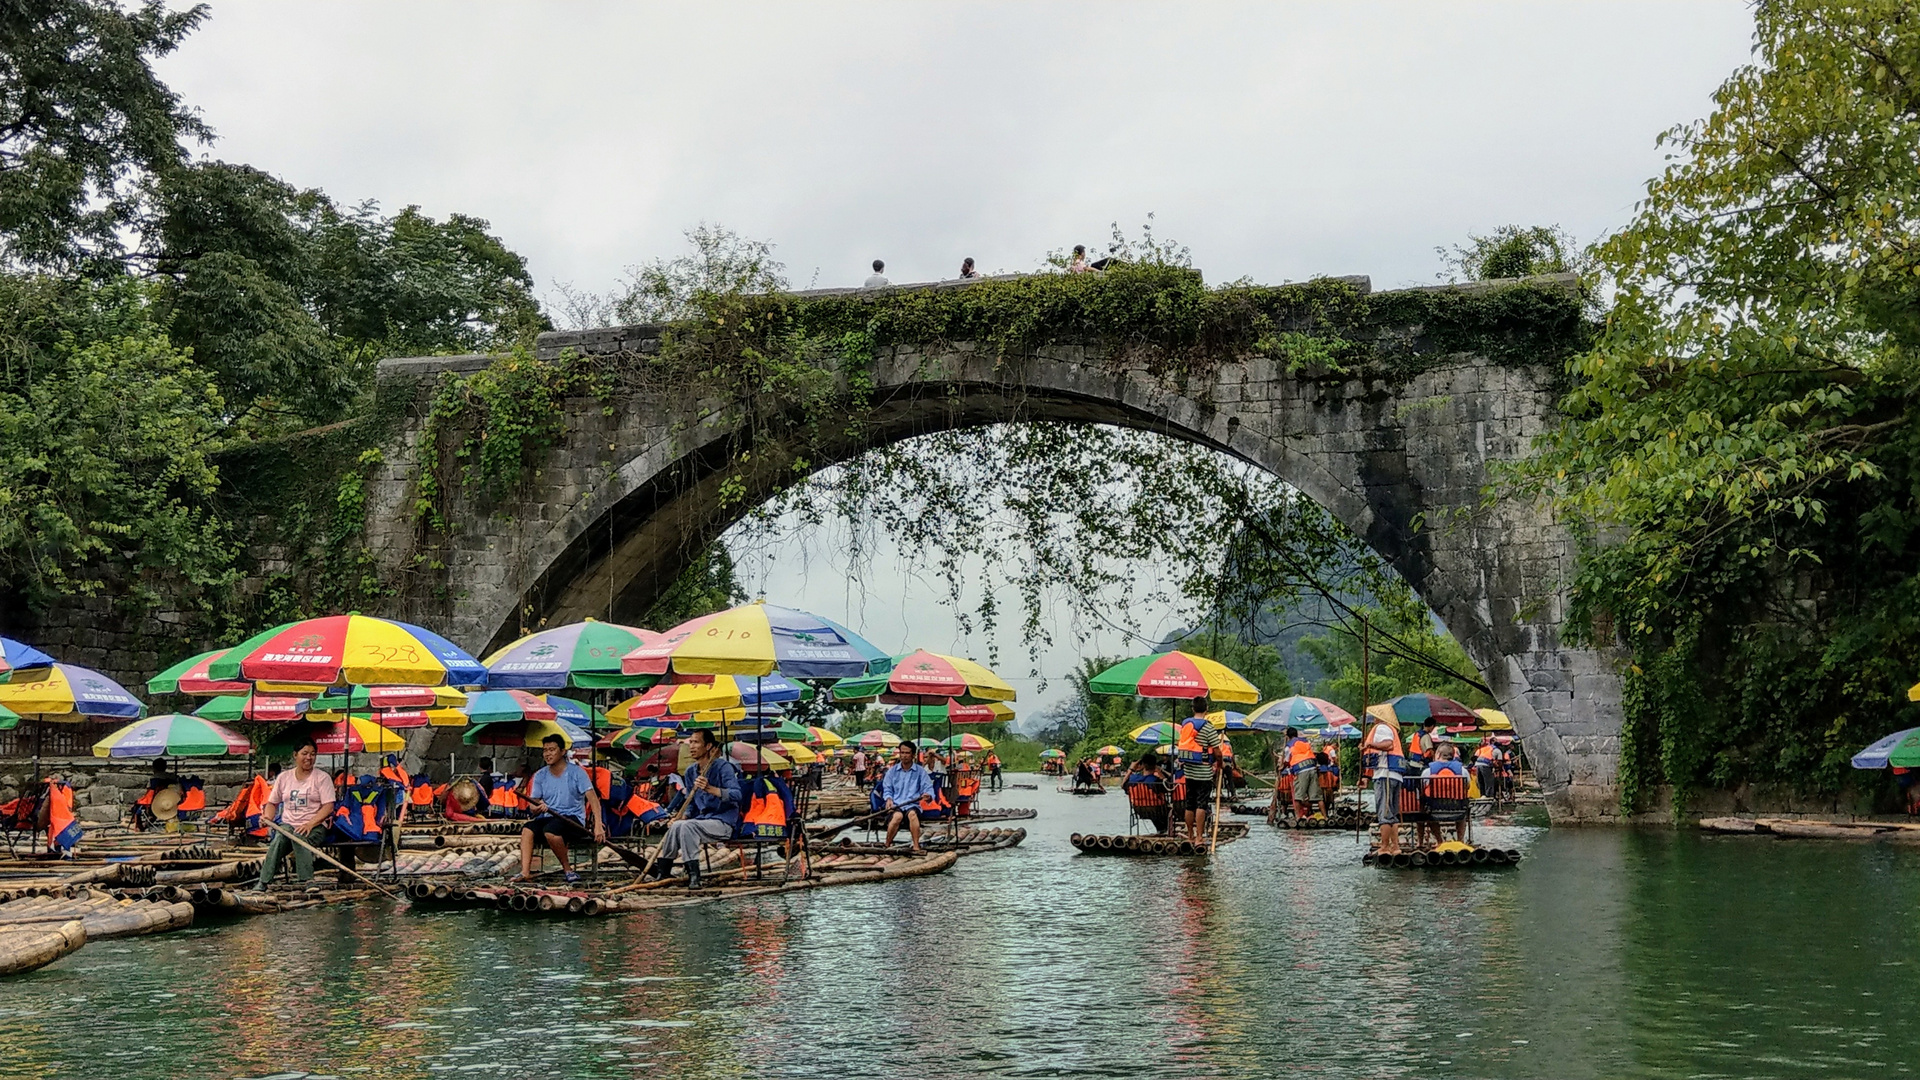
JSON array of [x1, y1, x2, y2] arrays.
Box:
[[159, 2, 1756, 719]]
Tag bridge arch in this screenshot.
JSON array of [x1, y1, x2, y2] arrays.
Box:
[[365, 275, 1622, 819]]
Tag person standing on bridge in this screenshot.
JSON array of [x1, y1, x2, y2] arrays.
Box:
[[864, 259, 889, 288], [959, 257, 980, 279]]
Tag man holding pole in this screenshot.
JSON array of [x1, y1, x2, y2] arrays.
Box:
[[645, 728, 743, 889], [1172, 696, 1224, 840], [254, 739, 336, 888]]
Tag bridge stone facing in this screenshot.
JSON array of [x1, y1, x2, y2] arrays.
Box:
[[367, 276, 1624, 820]]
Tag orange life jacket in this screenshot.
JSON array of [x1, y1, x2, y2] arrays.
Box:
[[743, 781, 789, 831], [41, 779, 80, 851], [587, 765, 612, 801], [380, 761, 412, 787], [1285, 738, 1315, 769], [1174, 717, 1212, 765], [1475, 743, 1499, 762], [177, 780, 206, 812], [625, 790, 662, 817], [408, 781, 438, 807]]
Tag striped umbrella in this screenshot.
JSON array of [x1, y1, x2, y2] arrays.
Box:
[[1095, 744, 1123, 755], [0, 637, 55, 678], [545, 695, 612, 729], [483, 619, 665, 690], [461, 716, 593, 748], [1380, 693, 1479, 726], [622, 601, 886, 679], [1852, 727, 1920, 770], [195, 693, 312, 724], [833, 650, 1016, 706], [1129, 721, 1177, 746], [883, 700, 1014, 725], [612, 672, 810, 721], [1038, 748, 1065, 759], [147, 648, 249, 696], [851, 729, 902, 750], [0, 664, 145, 721], [1205, 710, 1252, 731], [808, 726, 844, 747], [462, 688, 560, 725], [1247, 696, 1357, 732], [93, 714, 250, 759], [779, 741, 821, 765], [1087, 651, 1259, 704], [209, 614, 485, 687], [600, 725, 679, 751], [724, 741, 791, 771], [265, 717, 406, 755]]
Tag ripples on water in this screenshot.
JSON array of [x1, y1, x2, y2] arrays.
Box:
[[3, 786, 1918, 1079]]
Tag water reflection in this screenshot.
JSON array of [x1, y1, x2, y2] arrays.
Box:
[[4, 789, 1920, 1079]]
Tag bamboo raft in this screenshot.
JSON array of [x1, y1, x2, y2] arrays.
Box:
[[404, 848, 961, 917], [1069, 822, 1249, 856], [1699, 816, 1920, 842], [1361, 846, 1523, 868], [827, 826, 1028, 855], [1267, 810, 1365, 830]]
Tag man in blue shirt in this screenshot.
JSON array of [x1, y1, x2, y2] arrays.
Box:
[[648, 728, 744, 889], [879, 740, 934, 853], [514, 734, 605, 883]]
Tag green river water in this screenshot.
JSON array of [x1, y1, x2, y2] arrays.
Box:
[[2, 782, 1915, 1079]]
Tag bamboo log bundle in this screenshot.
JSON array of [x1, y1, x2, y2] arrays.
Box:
[[432, 835, 521, 850], [151, 861, 258, 886], [1363, 847, 1523, 868], [0, 918, 85, 977]]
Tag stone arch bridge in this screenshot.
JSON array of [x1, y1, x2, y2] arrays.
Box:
[[364, 274, 1622, 820]]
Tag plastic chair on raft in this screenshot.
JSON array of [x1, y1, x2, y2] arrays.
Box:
[[1125, 773, 1171, 836], [1422, 772, 1471, 842]]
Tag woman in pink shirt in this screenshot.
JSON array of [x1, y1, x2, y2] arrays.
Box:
[[252, 738, 336, 887]]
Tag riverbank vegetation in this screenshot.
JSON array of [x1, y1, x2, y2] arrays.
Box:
[[1516, 0, 1920, 813]]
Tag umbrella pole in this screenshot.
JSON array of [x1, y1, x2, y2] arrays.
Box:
[[31, 722, 42, 853]]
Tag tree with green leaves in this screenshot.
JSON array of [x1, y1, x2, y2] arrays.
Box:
[[1519, 0, 1920, 811], [0, 0, 207, 273]]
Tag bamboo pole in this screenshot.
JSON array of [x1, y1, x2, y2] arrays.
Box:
[[264, 821, 401, 900]]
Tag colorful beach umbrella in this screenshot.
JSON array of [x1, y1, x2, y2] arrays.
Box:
[[1094, 743, 1123, 755], [1852, 727, 1920, 770], [0, 664, 144, 721], [1475, 708, 1513, 731], [1380, 693, 1479, 726], [622, 601, 886, 679], [147, 648, 249, 696], [851, 728, 902, 749], [1128, 721, 1176, 746], [195, 693, 311, 723], [1086, 651, 1259, 704], [1247, 696, 1358, 732], [483, 619, 665, 690], [883, 700, 1014, 725], [779, 741, 821, 765], [265, 717, 406, 755], [462, 716, 593, 748], [1038, 748, 1065, 759], [930, 733, 994, 752], [833, 650, 1016, 706], [728, 718, 813, 744], [612, 671, 810, 722], [209, 614, 484, 687], [93, 714, 250, 759], [313, 684, 468, 711], [808, 726, 844, 747], [546, 695, 611, 729], [0, 637, 56, 678], [310, 705, 466, 729], [601, 725, 679, 751], [725, 741, 791, 771], [462, 688, 560, 725], [1205, 710, 1252, 731]]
